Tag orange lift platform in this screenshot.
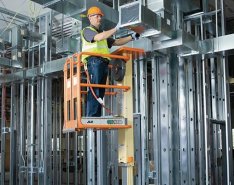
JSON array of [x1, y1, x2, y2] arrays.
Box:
[[63, 46, 144, 132]]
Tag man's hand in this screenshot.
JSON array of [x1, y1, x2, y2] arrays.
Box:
[[131, 33, 140, 40]]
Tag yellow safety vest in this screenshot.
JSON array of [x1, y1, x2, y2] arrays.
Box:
[[81, 26, 110, 62]]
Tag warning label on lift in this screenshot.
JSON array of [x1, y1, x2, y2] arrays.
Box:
[[81, 116, 127, 125]]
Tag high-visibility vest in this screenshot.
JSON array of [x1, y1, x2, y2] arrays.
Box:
[[81, 26, 110, 62]]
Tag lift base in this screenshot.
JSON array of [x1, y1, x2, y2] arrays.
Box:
[[81, 116, 127, 125], [63, 116, 129, 133]]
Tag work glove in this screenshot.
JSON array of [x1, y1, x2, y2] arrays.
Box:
[[131, 33, 140, 40]]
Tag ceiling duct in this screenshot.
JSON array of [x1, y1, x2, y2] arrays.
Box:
[[147, 0, 172, 13], [31, 0, 118, 30], [147, 0, 200, 14], [56, 37, 80, 55], [119, 1, 172, 41]]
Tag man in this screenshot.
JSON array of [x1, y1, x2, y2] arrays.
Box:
[[81, 6, 140, 117]]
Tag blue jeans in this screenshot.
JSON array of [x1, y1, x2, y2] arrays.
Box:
[[86, 56, 109, 117]]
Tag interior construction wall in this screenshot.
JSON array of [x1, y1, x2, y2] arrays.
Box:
[[0, 0, 233, 184]]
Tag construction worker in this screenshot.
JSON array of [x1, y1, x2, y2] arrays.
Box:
[[81, 6, 140, 117]]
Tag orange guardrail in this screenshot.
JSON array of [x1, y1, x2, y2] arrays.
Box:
[[63, 47, 144, 131]]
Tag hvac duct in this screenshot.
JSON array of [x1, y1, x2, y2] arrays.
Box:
[[119, 1, 172, 40], [30, 0, 118, 30]]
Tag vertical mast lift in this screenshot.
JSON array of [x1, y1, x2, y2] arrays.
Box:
[[63, 46, 144, 183]]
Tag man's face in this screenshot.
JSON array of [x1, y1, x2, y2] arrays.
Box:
[[88, 14, 102, 28]]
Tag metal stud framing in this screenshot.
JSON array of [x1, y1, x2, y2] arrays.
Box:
[[0, 0, 234, 184]]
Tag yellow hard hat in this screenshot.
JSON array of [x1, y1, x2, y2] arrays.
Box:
[[87, 6, 104, 17]]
